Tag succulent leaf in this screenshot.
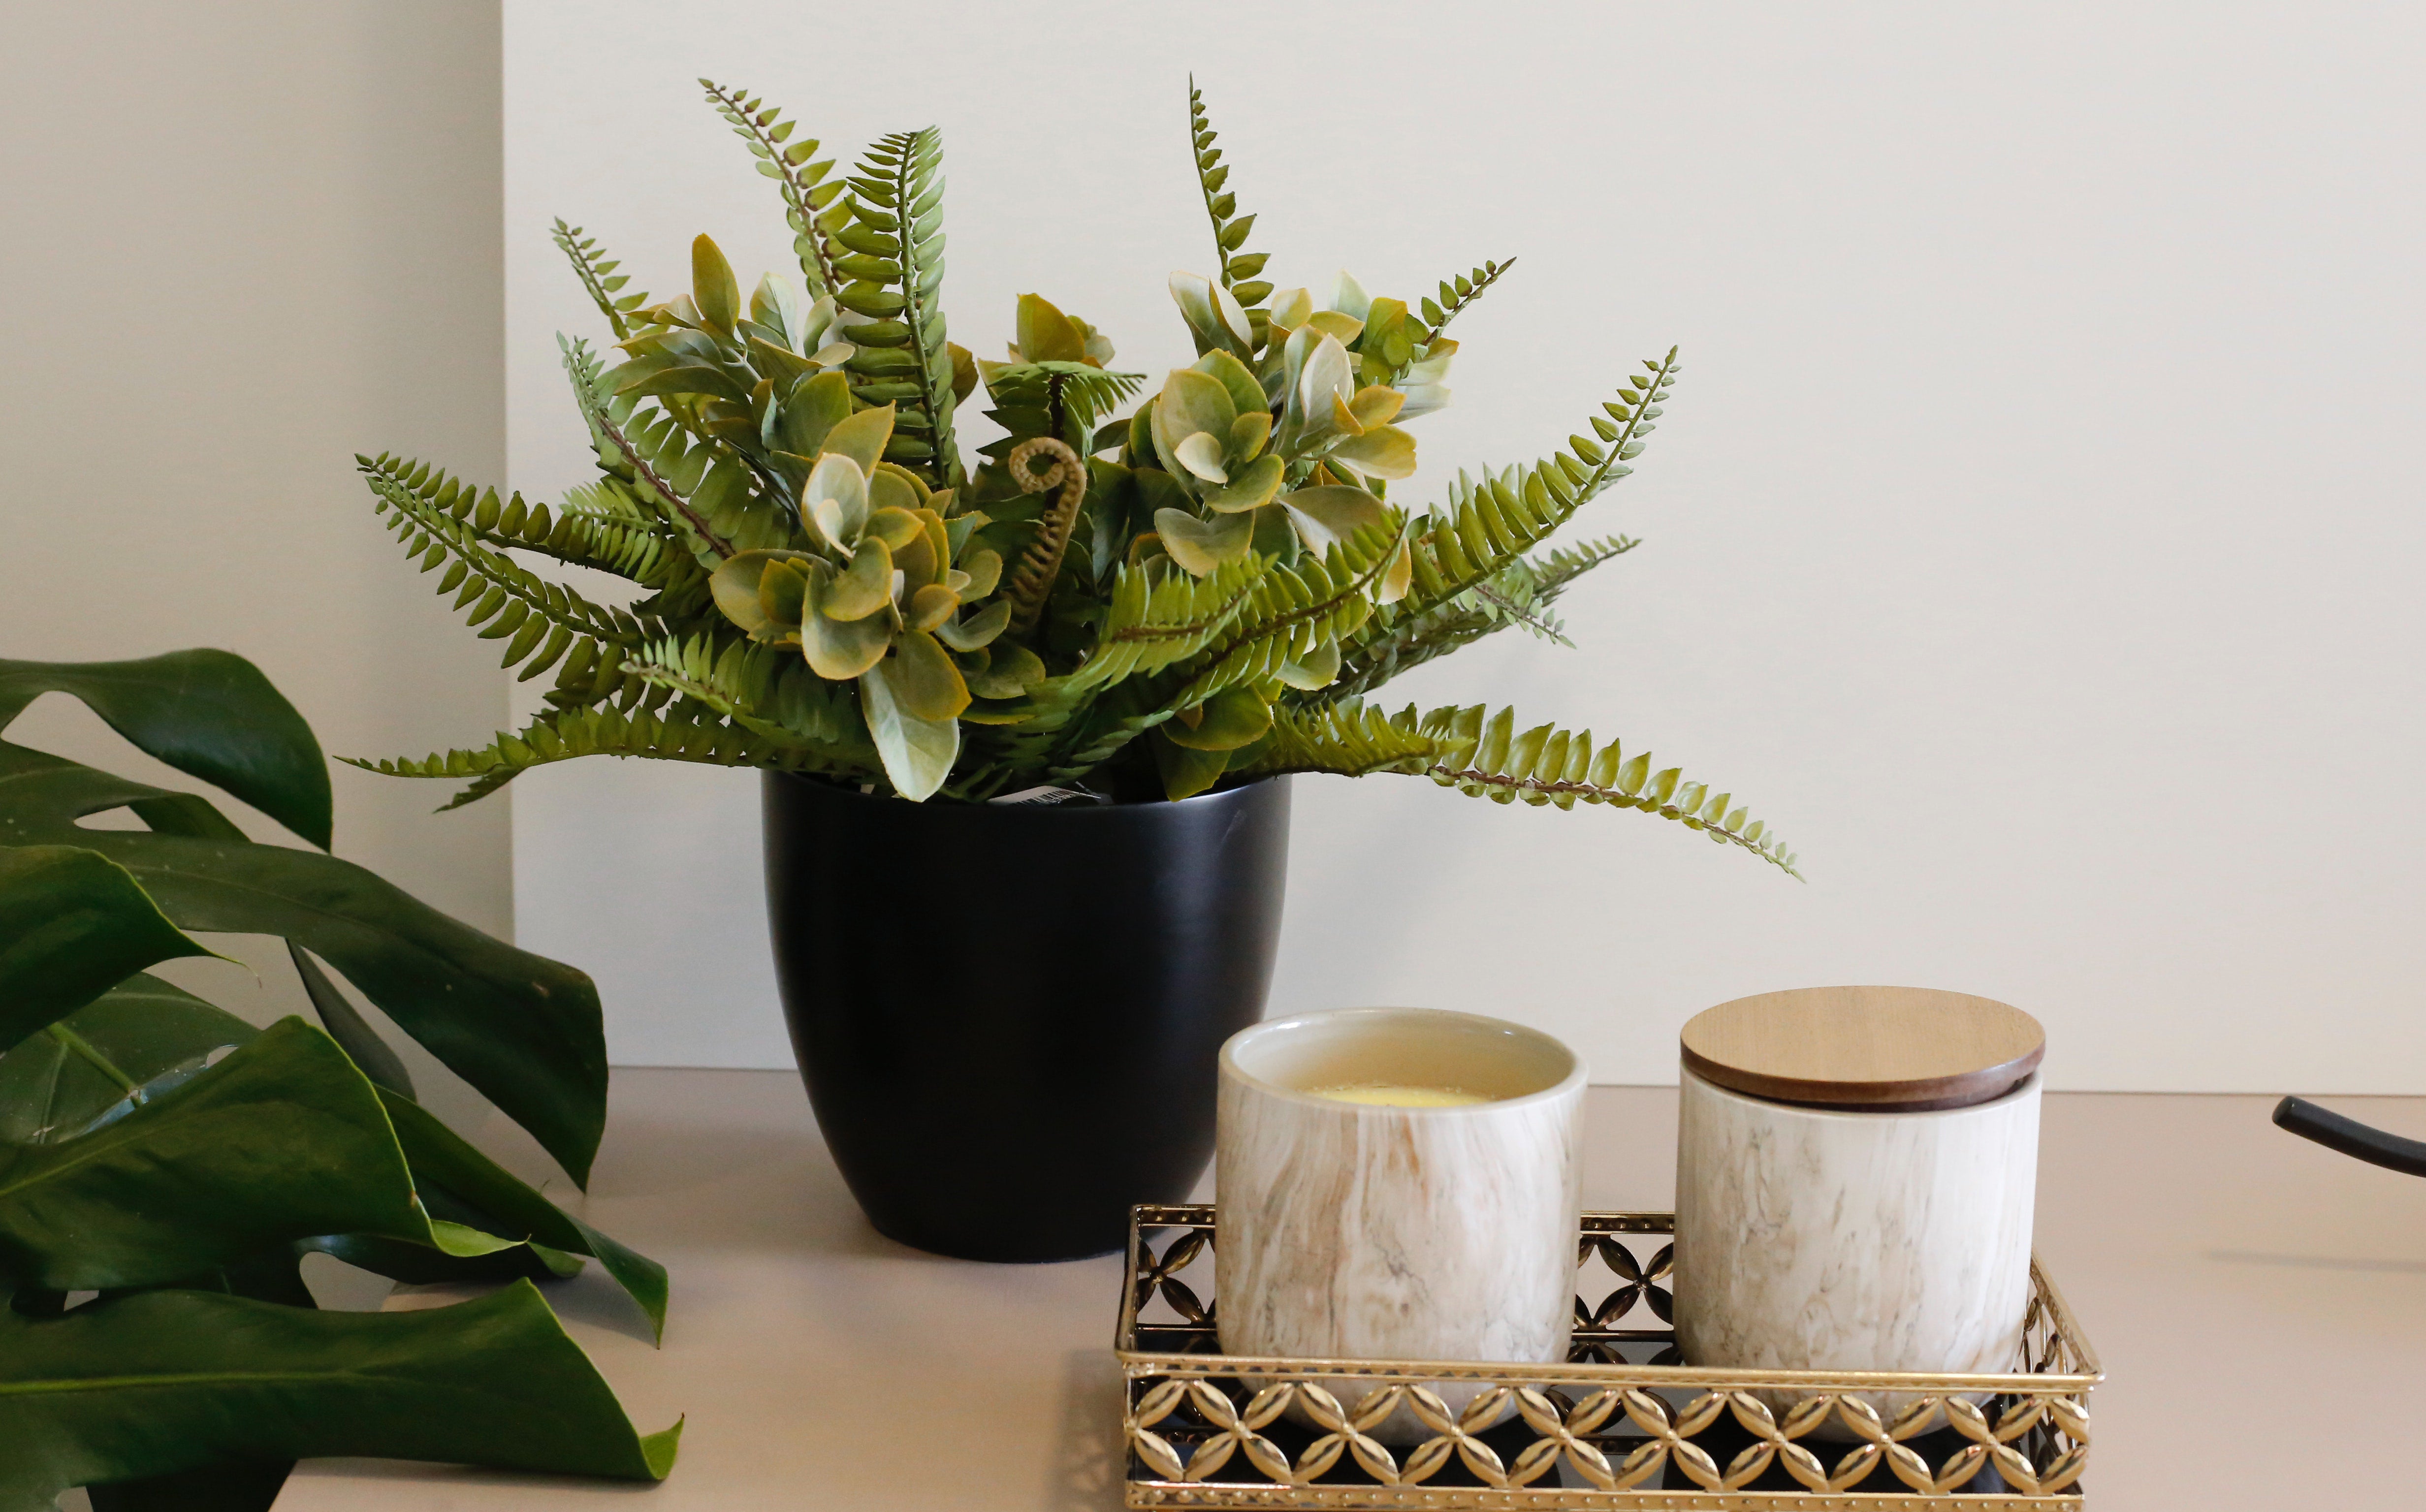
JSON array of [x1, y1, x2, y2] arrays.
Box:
[[1153, 507, 1255, 577]]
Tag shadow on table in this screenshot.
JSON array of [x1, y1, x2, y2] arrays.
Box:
[[1054, 1346, 1132, 1512], [285, 1457, 667, 1497]]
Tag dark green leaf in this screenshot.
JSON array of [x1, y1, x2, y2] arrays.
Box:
[[0, 974, 253, 1146], [0, 1280, 679, 1509], [379, 1088, 667, 1342], [288, 943, 413, 1100], [0, 652, 331, 850], [0, 742, 607, 1186], [0, 846, 217, 1053], [0, 1019, 447, 1291], [303, 1229, 583, 1287]]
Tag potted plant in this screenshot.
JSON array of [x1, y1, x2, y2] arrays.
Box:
[[0, 650, 675, 1509], [352, 81, 1799, 1262]]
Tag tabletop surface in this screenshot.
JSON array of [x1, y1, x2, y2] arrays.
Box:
[[270, 1068, 2426, 1512]]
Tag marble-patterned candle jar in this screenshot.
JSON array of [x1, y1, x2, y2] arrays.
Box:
[[1216, 1008, 1585, 1432], [1673, 987, 2044, 1425]]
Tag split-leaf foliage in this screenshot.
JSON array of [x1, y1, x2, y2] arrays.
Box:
[[355, 78, 1797, 876], [0, 650, 677, 1511]]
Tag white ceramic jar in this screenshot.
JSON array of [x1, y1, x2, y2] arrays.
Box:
[[1215, 1008, 1586, 1435], [1672, 987, 2044, 1406]]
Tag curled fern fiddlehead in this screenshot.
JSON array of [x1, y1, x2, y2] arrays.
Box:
[[1002, 436, 1087, 636]]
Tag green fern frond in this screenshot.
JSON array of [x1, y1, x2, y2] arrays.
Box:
[[564, 333, 793, 560], [831, 128, 958, 487], [550, 219, 649, 340], [1057, 553, 1267, 694], [1042, 707, 1161, 787], [978, 362, 1147, 443], [1468, 576, 1572, 647], [362, 349, 680, 591], [1169, 514, 1409, 706], [700, 79, 842, 298], [1235, 699, 1445, 779], [1415, 703, 1800, 877], [1331, 534, 1637, 701], [950, 553, 1267, 789], [624, 632, 862, 753], [433, 763, 523, 811], [1186, 80, 1273, 312], [1230, 697, 1797, 874], [551, 479, 676, 582], [356, 434, 672, 587], [992, 519, 1408, 796], [528, 629, 640, 712], [558, 334, 630, 479], [356, 455, 660, 686], [1381, 349, 1678, 626], [1531, 532, 1640, 595], [560, 338, 740, 565], [1416, 258, 1515, 334], [342, 697, 845, 811]]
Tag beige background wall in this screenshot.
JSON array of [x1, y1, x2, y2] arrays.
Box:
[[504, 0, 2426, 1093], [10, 4, 2419, 1098], [0, 1, 514, 1103]]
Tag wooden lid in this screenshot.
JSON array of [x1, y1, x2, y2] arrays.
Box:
[[1680, 986, 2044, 1111]]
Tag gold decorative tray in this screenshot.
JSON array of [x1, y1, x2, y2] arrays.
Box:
[[1117, 1206, 2101, 1510]]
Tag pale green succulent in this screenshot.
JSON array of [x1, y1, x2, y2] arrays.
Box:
[[349, 79, 1799, 876]]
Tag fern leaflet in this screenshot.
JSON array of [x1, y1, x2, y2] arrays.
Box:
[[1380, 349, 1678, 628], [1332, 534, 1636, 701], [1187, 80, 1272, 312], [1421, 704, 1800, 876], [700, 79, 842, 298], [1416, 258, 1515, 334], [345, 697, 858, 812], [551, 220, 649, 340], [357, 455, 659, 688], [832, 128, 958, 486]]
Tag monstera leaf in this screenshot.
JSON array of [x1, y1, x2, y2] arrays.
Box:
[[0, 1018, 511, 1292], [0, 652, 331, 850], [0, 665, 608, 1186], [0, 1282, 679, 1512], [0, 650, 674, 1507], [0, 980, 667, 1334], [0, 845, 218, 1049], [0, 974, 251, 1146]]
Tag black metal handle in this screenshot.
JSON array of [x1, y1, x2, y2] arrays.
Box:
[[2272, 1096, 2426, 1178]]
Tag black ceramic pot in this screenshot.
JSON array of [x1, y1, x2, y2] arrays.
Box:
[[762, 772, 1290, 1261]]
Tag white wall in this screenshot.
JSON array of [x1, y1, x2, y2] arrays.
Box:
[[2, 1, 512, 1114], [504, 0, 2426, 1093]]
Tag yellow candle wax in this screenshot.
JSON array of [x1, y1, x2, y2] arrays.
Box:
[[1308, 1083, 1494, 1108]]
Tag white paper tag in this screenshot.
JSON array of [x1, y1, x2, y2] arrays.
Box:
[[989, 785, 1104, 807]]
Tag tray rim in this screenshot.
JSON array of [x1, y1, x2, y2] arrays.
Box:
[[1114, 1204, 2105, 1393]]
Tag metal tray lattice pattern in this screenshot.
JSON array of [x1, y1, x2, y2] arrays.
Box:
[[1117, 1206, 2100, 1510]]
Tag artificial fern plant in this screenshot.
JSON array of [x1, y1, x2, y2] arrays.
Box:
[[355, 80, 1798, 877]]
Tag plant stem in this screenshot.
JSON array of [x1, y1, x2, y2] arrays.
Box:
[[597, 412, 735, 561], [47, 1025, 144, 1102]]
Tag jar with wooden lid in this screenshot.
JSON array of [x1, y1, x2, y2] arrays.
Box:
[[1674, 986, 2044, 1403]]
